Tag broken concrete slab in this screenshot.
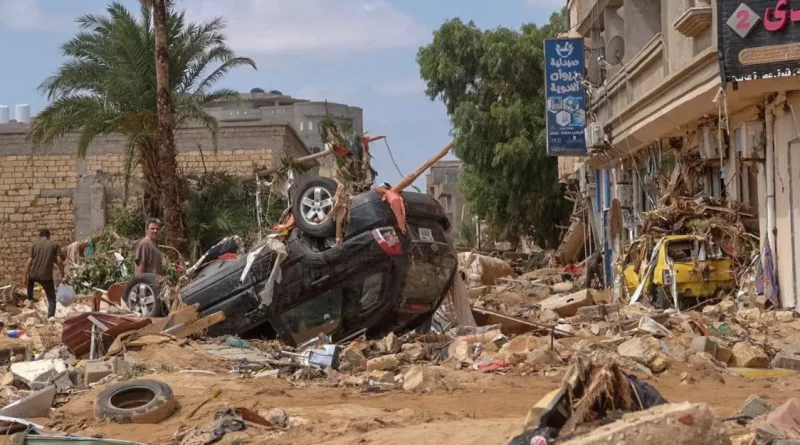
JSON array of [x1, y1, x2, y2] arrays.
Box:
[[366, 354, 399, 372], [10, 359, 67, 389], [551, 282, 575, 294], [761, 399, 800, 442], [688, 337, 732, 364], [776, 311, 796, 323], [539, 290, 594, 317], [576, 304, 620, 322], [401, 343, 425, 363], [497, 336, 548, 364], [402, 366, 442, 392], [84, 360, 113, 386], [617, 336, 670, 373], [719, 300, 737, 315], [560, 402, 731, 445], [525, 349, 561, 366], [774, 355, 800, 372], [0, 385, 55, 419], [737, 307, 762, 324], [739, 395, 774, 419], [730, 343, 770, 369], [368, 370, 395, 385], [337, 347, 367, 372], [383, 332, 400, 353]]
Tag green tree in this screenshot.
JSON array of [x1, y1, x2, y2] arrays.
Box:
[[417, 10, 571, 248], [29, 1, 256, 249]]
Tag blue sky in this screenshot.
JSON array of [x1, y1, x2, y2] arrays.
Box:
[[0, 0, 563, 185]]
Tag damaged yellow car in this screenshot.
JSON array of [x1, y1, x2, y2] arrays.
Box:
[[618, 235, 735, 309]]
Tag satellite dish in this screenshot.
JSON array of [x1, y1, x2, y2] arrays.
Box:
[[605, 36, 626, 66], [587, 56, 602, 85]]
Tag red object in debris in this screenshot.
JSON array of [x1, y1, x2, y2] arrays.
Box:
[[376, 188, 407, 233], [272, 215, 295, 233], [62, 312, 152, 357], [477, 359, 512, 373], [332, 144, 350, 157], [371, 227, 403, 257], [564, 264, 581, 276], [219, 253, 238, 261]]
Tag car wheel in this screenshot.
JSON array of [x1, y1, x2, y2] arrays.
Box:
[[95, 379, 177, 424], [123, 274, 165, 317], [292, 177, 338, 238]]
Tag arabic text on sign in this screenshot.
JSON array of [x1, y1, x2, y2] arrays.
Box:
[[764, 0, 800, 31], [549, 58, 579, 68], [550, 83, 581, 94]]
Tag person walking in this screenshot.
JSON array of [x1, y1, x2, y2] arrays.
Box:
[[22, 229, 65, 318], [135, 219, 163, 275]]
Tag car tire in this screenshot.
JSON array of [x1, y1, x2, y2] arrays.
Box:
[[292, 177, 338, 238], [95, 379, 177, 424], [123, 274, 165, 317]]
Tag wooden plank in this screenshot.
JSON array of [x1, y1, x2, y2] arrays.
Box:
[[173, 312, 226, 339], [137, 304, 199, 336]]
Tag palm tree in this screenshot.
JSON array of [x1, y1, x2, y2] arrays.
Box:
[[29, 1, 256, 252]]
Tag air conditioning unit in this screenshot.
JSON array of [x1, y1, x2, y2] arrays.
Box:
[[585, 122, 605, 148], [740, 121, 764, 159]]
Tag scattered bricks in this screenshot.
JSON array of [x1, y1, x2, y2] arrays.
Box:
[[84, 360, 113, 386], [401, 343, 425, 363], [689, 337, 732, 364], [366, 354, 399, 372], [776, 311, 796, 323], [497, 336, 548, 365], [737, 307, 762, 323], [402, 366, 443, 392], [730, 343, 770, 369], [337, 347, 367, 372], [540, 290, 595, 317], [739, 395, 774, 419], [773, 355, 800, 372], [559, 402, 732, 445], [617, 336, 670, 373], [576, 303, 619, 321]]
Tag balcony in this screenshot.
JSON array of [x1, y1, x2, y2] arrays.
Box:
[[673, 3, 713, 38]]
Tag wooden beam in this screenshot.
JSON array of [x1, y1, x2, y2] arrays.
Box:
[[173, 312, 226, 339]]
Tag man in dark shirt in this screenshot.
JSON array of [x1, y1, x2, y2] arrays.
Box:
[[23, 229, 65, 318], [135, 219, 163, 275]]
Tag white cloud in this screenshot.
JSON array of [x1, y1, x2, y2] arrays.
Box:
[[371, 77, 426, 97], [0, 0, 70, 32], [523, 0, 566, 10], [184, 0, 430, 57]]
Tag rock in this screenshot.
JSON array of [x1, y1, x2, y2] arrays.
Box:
[[369, 370, 395, 384], [10, 359, 67, 389], [447, 340, 472, 364], [719, 300, 737, 315], [730, 343, 770, 369], [576, 304, 619, 321], [755, 295, 769, 309], [402, 366, 442, 392], [737, 307, 762, 323], [537, 309, 560, 323], [558, 402, 732, 445], [262, 408, 290, 428], [551, 282, 575, 294], [366, 354, 399, 372], [51, 370, 74, 391], [459, 253, 513, 286], [384, 333, 400, 353], [497, 336, 547, 364], [688, 352, 726, 370], [716, 344, 733, 365], [338, 347, 367, 372], [539, 290, 595, 317], [702, 305, 721, 316], [761, 399, 800, 444], [617, 336, 670, 373], [0, 373, 13, 387], [776, 311, 795, 323], [773, 355, 800, 372], [468, 286, 489, 299], [680, 372, 695, 385], [83, 360, 113, 386], [401, 343, 426, 363], [755, 425, 786, 445], [688, 337, 732, 364], [739, 395, 774, 419], [525, 349, 561, 366]]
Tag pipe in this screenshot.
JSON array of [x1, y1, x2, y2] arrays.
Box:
[[788, 105, 800, 309], [766, 99, 777, 281]]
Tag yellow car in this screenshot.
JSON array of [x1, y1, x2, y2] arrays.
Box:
[[618, 235, 734, 309]]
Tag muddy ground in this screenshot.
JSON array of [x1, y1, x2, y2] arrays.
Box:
[[39, 345, 800, 445]]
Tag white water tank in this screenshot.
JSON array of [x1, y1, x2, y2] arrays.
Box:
[[14, 104, 30, 123], [0, 106, 8, 124]]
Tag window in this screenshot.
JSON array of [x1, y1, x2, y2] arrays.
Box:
[[440, 195, 452, 213], [308, 121, 314, 131], [300, 121, 304, 131], [281, 289, 343, 344]]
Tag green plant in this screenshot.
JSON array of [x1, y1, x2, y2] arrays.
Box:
[[456, 220, 476, 248]]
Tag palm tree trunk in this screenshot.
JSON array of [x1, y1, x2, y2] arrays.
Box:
[[152, 0, 187, 253]]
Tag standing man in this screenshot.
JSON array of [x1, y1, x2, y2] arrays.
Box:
[[22, 229, 65, 318], [135, 219, 163, 275]]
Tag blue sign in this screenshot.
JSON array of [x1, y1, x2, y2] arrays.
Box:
[[544, 38, 587, 156]]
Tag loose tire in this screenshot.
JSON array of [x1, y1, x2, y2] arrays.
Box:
[[95, 379, 177, 424], [291, 177, 338, 238], [123, 274, 164, 317]]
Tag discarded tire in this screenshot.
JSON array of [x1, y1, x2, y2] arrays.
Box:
[[95, 379, 177, 424], [291, 177, 338, 238]]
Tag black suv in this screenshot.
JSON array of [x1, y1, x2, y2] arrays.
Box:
[[123, 178, 457, 345]]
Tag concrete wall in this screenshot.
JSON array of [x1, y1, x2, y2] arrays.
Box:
[[0, 123, 312, 284], [425, 160, 471, 231]]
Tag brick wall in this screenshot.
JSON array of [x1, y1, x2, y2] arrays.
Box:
[[0, 123, 313, 284]]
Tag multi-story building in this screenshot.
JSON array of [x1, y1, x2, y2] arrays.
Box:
[[426, 160, 472, 230], [558, 0, 800, 310], [205, 89, 364, 177]]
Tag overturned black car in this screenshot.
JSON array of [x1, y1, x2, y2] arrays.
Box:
[[122, 178, 458, 346]]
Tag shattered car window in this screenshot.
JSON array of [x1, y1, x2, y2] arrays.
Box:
[[281, 289, 343, 344]]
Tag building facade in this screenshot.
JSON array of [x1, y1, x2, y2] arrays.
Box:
[[426, 160, 472, 230], [0, 120, 313, 284], [560, 0, 800, 309], [205, 89, 364, 178]]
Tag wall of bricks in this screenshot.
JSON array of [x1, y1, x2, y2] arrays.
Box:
[[0, 123, 312, 284]]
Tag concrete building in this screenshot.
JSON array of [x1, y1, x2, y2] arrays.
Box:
[[205, 89, 364, 177], [559, 0, 800, 310], [426, 160, 471, 230]]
